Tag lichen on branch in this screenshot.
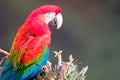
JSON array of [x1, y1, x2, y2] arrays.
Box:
[[35, 50, 88, 80], [0, 48, 88, 80]]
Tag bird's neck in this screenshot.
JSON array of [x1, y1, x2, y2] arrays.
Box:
[[25, 14, 50, 36], [24, 15, 51, 48]]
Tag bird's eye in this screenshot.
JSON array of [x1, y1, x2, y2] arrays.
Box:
[[46, 12, 55, 16], [46, 12, 51, 16], [48, 12, 51, 15], [45, 12, 56, 25]]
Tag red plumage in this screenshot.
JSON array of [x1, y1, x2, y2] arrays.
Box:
[[1, 5, 63, 80], [11, 5, 62, 64]]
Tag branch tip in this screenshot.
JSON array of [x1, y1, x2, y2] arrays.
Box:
[[0, 48, 9, 56]]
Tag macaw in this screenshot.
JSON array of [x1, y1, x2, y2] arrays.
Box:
[[0, 5, 63, 80]]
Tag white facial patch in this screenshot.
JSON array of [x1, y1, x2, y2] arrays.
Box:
[[45, 12, 56, 24]]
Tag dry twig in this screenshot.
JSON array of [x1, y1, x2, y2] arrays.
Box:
[[0, 48, 9, 56], [36, 50, 88, 80], [0, 49, 88, 80]]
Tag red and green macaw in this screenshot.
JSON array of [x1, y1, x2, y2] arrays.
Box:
[[0, 5, 63, 80]]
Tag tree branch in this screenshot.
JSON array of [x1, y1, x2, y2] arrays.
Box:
[[0, 48, 9, 56], [0, 49, 88, 80]]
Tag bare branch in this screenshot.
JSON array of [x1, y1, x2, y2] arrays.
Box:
[[0, 48, 9, 56], [54, 50, 63, 67], [0, 49, 88, 80], [0, 57, 6, 66]]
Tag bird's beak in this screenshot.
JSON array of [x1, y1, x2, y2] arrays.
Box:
[[48, 13, 63, 29]]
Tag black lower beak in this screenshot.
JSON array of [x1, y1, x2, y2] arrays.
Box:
[[48, 17, 57, 27]]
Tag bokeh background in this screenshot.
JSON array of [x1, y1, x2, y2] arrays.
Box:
[[0, 0, 120, 80]]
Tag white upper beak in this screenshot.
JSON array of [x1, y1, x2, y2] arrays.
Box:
[[55, 13, 63, 29]]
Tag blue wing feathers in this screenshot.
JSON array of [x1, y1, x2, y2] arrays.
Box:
[[0, 46, 49, 80]]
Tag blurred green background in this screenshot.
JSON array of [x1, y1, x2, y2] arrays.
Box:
[[0, 0, 120, 80]]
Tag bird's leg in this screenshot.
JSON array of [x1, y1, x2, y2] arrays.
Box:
[[42, 60, 52, 72], [37, 60, 55, 80]]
